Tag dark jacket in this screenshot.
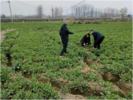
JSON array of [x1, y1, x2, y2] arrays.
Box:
[[92, 31, 104, 43], [59, 25, 73, 44], [80, 34, 91, 44]]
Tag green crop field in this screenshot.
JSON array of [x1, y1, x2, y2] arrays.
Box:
[[1, 21, 132, 99]]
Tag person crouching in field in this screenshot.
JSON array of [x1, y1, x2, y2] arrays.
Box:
[[59, 23, 74, 57], [80, 33, 91, 47], [90, 30, 105, 49]]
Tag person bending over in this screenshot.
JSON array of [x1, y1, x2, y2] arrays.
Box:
[[90, 30, 105, 49], [80, 33, 91, 47], [59, 23, 74, 57]]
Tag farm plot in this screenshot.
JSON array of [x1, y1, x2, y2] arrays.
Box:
[[1, 21, 132, 99]]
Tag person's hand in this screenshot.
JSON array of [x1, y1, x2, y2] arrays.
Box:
[[83, 43, 85, 46], [86, 43, 88, 45]]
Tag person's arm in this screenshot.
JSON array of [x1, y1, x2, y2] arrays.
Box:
[[81, 36, 86, 46], [67, 30, 74, 34]]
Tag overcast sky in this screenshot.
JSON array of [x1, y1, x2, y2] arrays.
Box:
[[0, 0, 132, 16]]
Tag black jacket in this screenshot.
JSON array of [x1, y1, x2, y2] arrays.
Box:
[[59, 25, 73, 44], [92, 31, 104, 43], [80, 34, 91, 44]]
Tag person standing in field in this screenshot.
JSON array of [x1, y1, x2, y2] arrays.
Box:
[[80, 33, 91, 47], [59, 23, 74, 57], [90, 30, 105, 49]]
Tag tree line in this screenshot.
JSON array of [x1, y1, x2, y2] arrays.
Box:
[[71, 4, 120, 18], [1, 3, 129, 19], [43, 3, 128, 19]]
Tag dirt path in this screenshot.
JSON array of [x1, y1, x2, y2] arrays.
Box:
[[59, 92, 86, 100], [0, 29, 16, 42]]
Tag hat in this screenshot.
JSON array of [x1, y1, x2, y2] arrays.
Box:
[[64, 23, 68, 26]]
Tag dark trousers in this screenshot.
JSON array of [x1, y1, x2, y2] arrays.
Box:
[[60, 43, 67, 56], [94, 36, 105, 49]]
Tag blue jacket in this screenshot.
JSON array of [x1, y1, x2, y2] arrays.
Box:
[[59, 25, 73, 44], [92, 31, 104, 43]]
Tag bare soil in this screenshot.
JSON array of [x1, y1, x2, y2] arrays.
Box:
[[59, 91, 87, 100], [115, 81, 132, 95]]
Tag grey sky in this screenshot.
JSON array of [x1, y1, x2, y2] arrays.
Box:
[[1, 0, 132, 16]]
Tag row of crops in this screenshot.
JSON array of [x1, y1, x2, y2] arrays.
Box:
[[1, 21, 132, 99]]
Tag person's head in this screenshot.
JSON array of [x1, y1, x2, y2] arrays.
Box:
[[86, 33, 90, 38], [64, 23, 67, 27], [90, 30, 94, 34]]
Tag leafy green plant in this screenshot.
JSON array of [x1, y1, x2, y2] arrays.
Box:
[[99, 81, 115, 90], [29, 79, 60, 99], [120, 71, 132, 82], [70, 80, 88, 93], [60, 86, 70, 94], [1, 67, 11, 82], [100, 90, 125, 99], [12, 60, 22, 70], [12, 90, 44, 99], [86, 72, 99, 82], [1, 54, 8, 65], [1, 89, 12, 99], [126, 91, 133, 99], [87, 95, 99, 99], [21, 63, 32, 74]]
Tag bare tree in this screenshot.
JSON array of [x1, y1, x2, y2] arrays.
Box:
[[77, 6, 82, 17], [72, 6, 79, 18], [98, 9, 103, 18], [71, 7, 74, 17], [72, 4, 94, 18], [107, 8, 111, 17], [103, 7, 110, 18], [82, 4, 88, 17], [95, 8, 97, 17], [70, 3, 122, 19], [90, 6, 94, 18], [119, 7, 128, 19], [75, 6, 78, 17], [53, 7, 63, 18], [37, 5, 43, 18], [51, 6, 54, 18], [114, 9, 119, 17], [111, 8, 115, 17], [73, 6, 80, 18]]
